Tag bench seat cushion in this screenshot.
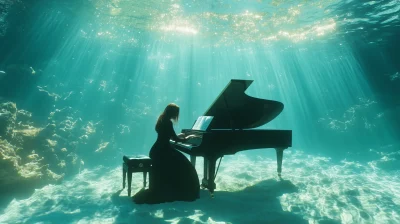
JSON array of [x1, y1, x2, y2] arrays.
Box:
[[123, 155, 152, 168]]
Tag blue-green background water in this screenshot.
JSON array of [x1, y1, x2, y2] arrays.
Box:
[[0, 0, 399, 223]]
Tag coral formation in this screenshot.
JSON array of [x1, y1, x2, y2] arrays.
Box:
[[0, 102, 63, 191], [0, 100, 104, 196]]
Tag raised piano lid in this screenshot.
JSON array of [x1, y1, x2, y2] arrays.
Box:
[[203, 79, 284, 129]]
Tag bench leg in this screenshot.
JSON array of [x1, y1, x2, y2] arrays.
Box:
[[127, 169, 132, 197], [143, 172, 147, 188]]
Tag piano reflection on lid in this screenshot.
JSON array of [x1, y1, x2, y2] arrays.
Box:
[[170, 79, 292, 197]]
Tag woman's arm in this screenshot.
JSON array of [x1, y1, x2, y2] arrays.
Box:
[[168, 121, 187, 142]]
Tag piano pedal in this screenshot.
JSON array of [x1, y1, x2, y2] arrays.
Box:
[[210, 192, 214, 198]]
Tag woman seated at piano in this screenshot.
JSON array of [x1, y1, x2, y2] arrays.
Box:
[[132, 103, 200, 204]]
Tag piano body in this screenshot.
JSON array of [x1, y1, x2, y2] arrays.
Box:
[[170, 79, 292, 195]]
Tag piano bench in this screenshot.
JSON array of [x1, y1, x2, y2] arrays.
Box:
[[122, 155, 152, 197]]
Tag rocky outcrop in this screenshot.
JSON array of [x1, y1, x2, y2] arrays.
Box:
[[0, 138, 62, 189], [0, 102, 77, 193], [0, 97, 116, 196], [0, 102, 16, 139], [0, 102, 63, 192]]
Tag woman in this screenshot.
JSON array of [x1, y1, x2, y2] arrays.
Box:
[[132, 103, 200, 204]]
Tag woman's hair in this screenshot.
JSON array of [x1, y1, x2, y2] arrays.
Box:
[[155, 103, 180, 132]]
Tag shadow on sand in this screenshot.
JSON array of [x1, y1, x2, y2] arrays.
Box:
[[111, 178, 308, 224], [0, 183, 41, 213]]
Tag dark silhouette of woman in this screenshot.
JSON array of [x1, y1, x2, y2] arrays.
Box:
[[132, 103, 200, 204]]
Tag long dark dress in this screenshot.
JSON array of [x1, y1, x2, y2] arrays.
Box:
[[132, 119, 200, 204]]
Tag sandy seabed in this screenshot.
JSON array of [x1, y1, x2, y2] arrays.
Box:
[[1, 149, 399, 224]]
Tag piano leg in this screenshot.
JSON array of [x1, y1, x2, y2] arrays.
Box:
[[203, 158, 208, 182], [190, 155, 196, 167], [275, 148, 285, 177], [201, 156, 217, 197]]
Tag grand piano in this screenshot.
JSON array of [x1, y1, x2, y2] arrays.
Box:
[[170, 79, 292, 196]]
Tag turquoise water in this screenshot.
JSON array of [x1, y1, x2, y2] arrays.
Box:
[[0, 0, 399, 223]]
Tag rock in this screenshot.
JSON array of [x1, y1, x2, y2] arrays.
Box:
[[0, 139, 62, 189], [0, 99, 119, 202], [0, 139, 21, 186], [16, 110, 33, 125], [0, 102, 17, 139]]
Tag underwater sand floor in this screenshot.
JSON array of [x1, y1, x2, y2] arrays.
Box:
[[1, 150, 399, 224]]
